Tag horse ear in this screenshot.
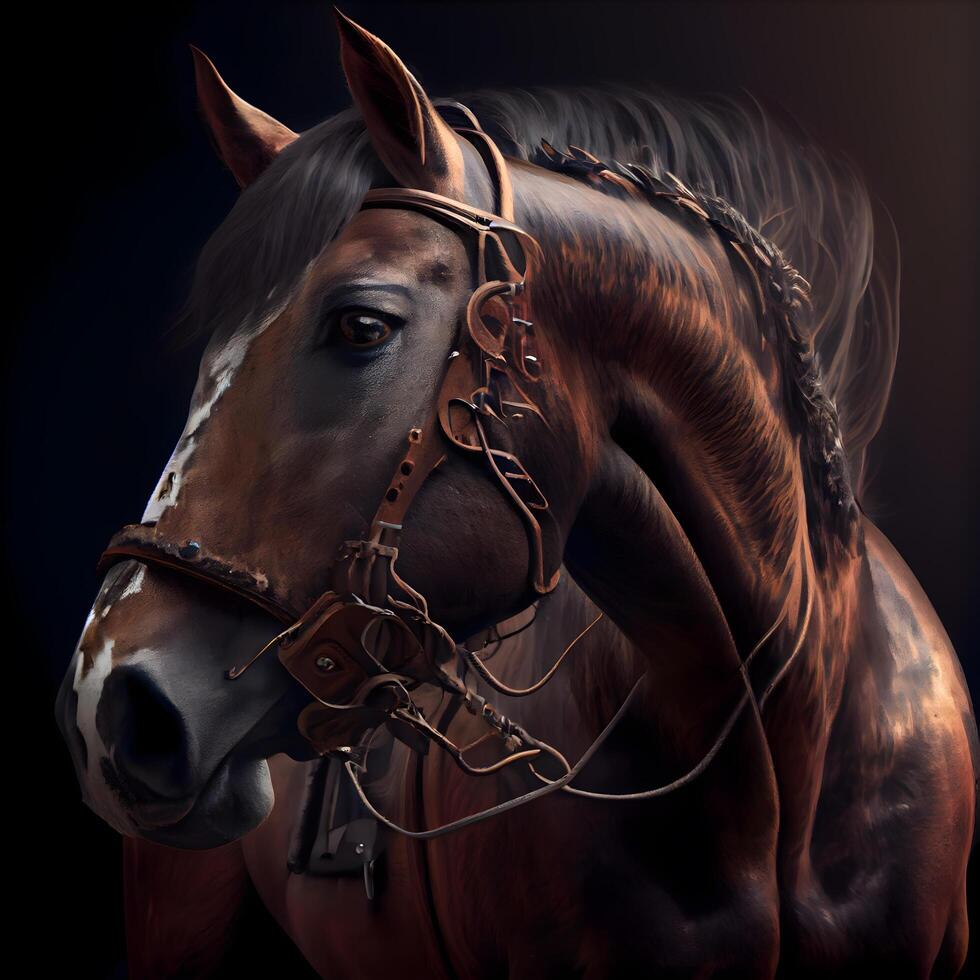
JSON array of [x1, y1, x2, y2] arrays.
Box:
[[190, 46, 298, 189], [333, 9, 466, 197]]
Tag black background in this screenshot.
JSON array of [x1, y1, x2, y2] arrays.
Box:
[[7, 2, 977, 976]]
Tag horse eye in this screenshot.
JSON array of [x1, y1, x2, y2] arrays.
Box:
[[338, 311, 395, 349]]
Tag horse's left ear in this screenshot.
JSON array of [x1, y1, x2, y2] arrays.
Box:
[[334, 9, 466, 197]]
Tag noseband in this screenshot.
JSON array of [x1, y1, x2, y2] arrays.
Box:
[[97, 120, 811, 838]]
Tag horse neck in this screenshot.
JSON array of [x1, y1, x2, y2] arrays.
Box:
[[516, 163, 856, 722], [467, 575, 644, 750]]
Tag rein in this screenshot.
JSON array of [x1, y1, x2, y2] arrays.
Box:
[[96, 119, 812, 840]]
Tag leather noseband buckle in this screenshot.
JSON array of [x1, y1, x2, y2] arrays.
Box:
[[279, 597, 424, 698]]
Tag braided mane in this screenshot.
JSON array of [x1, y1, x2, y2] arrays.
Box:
[[532, 141, 856, 563]]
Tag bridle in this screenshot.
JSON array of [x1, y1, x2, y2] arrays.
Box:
[[97, 116, 812, 839]]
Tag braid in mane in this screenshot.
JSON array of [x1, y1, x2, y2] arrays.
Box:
[[533, 141, 858, 566]]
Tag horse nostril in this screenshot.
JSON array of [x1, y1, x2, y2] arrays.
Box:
[[97, 666, 192, 801]]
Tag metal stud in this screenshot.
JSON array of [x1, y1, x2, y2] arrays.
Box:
[[179, 541, 201, 559], [315, 656, 336, 672]]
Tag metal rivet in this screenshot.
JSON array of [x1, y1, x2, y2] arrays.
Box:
[[179, 541, 200, 559], [354, 842, 365, 854], [315, 656, 336, 672]]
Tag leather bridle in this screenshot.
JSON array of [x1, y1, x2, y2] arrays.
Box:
[[97, 117, 811, 839]]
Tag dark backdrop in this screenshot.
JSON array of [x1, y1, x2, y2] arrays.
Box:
[[7, 2, 977, 976]]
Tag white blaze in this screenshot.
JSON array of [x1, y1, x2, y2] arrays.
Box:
[[141, 308, 283, 523], [71, 561, 147, 833]]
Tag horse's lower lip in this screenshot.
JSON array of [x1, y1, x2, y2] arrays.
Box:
[[124, 756, 235, 832], [123, 749, 274, 844], [133, 754, 274, 849], [126, 752, 238, 831], [131, 795, 197, 829]]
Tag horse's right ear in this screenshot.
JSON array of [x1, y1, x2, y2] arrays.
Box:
[[333, 9, 466, 197], [191, 46, 298, 188]]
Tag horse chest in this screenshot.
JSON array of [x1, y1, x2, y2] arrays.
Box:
[[245, 752, 718, 979], [242, 754, 449, 977], [244, 753, 636, 978]]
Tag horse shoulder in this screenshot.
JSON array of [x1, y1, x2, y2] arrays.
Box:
[[805, 518, 975, 976], [861, 517, 977, 791]]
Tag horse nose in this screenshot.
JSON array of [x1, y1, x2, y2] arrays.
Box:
[[97, 665, 194, 801]]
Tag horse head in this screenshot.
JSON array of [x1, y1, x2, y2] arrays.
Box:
[[58, 12, 829, 853], [56, 12, 592, 847]]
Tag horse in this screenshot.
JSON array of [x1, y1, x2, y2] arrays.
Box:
[[55, 11, 977, 978]]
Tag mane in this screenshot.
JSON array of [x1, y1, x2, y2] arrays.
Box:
[[182, 85, 898, 522], [524, 143, 856, 566]]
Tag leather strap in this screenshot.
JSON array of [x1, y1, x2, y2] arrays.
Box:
[[98, 524, 297, 623], [98, 121, 559, 756]]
